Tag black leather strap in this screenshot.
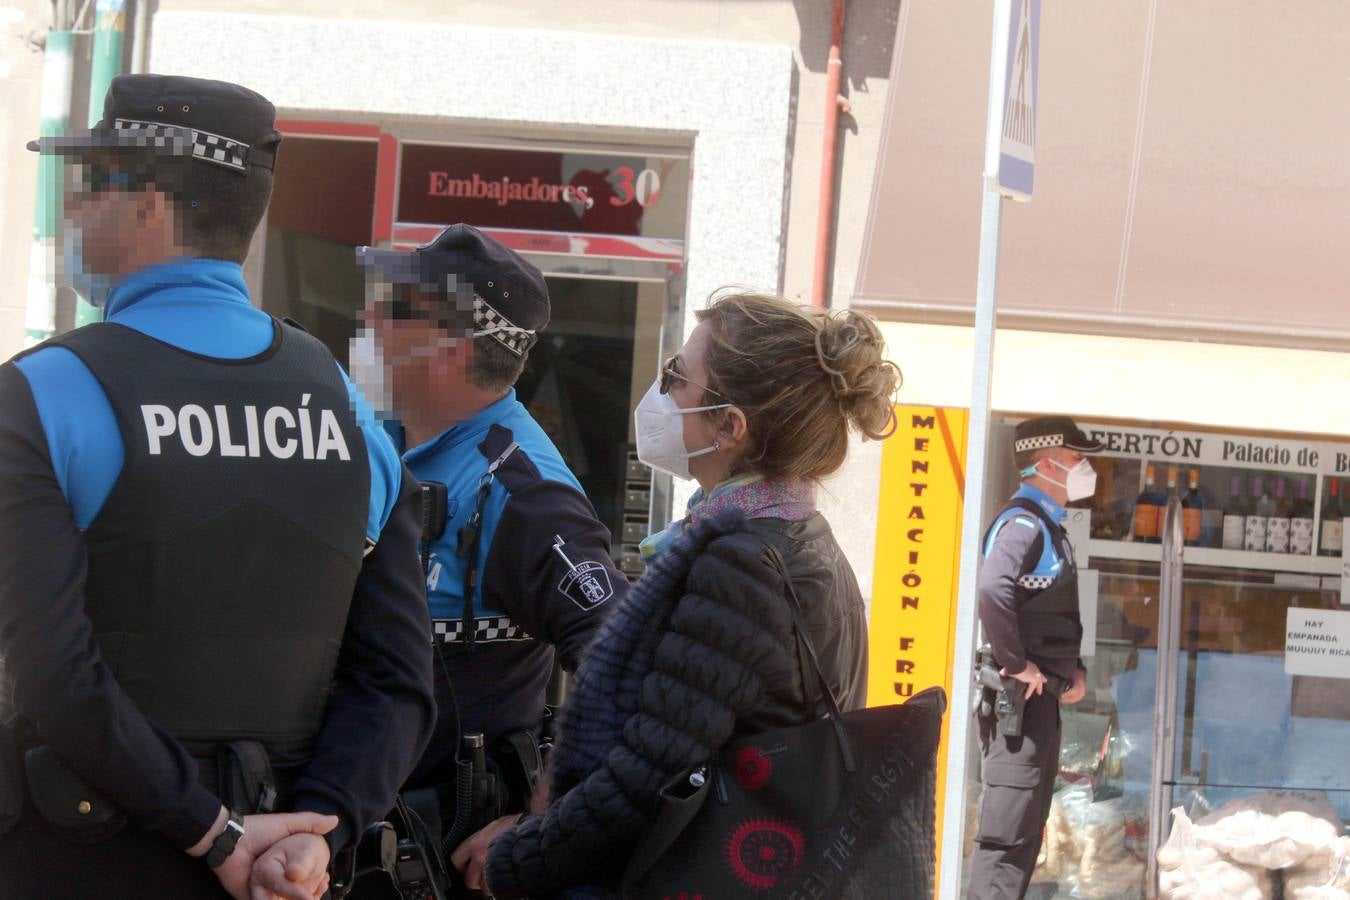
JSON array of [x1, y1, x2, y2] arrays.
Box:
[[204, 810, 245, 869], [757, 542, 857, 773]]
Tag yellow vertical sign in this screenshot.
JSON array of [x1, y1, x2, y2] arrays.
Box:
[[867, 405, 969, 884]]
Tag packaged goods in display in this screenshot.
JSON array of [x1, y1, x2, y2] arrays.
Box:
[[1032, 785, 1146, 899], [1285, 836, 1350, 900], [1191, 790, 1344, 870], [1157, 809, 1272, 900]]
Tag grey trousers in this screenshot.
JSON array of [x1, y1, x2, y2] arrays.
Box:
[[967, 690, 1062, 900]]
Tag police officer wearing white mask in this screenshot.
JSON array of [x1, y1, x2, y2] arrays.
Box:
[[969, 416, 1100, 900]]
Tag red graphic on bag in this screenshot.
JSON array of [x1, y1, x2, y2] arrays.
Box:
[[724, 818, 805, 891], [734, 746, 773, 791]]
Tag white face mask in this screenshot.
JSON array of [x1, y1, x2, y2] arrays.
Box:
[[1041, 457, 1098, 501], [348, 327, 393, 414], [634, 378, 731, 481], [62, 225, 118, 310]]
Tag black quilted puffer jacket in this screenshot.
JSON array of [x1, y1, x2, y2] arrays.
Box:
[[484, 512, 869, 899]]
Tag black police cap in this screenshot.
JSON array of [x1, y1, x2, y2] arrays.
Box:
[[357, 224, 550, 356], [27, 74, 281, 175], [1013, 415, 1104, 455]]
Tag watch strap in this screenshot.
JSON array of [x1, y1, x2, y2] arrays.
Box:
[[204, 810, 245, 869]]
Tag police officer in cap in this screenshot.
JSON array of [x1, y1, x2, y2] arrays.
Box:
[[1, 75, 435, 897], [350, 224, 627, 893], [969, 415, 1100, 900]]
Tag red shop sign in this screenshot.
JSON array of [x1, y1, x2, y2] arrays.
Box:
[[397, 143, 688, 240]]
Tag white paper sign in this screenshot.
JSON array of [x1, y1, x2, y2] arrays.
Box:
[[1079, 568, 1099, 658], [1285, 607, 1350, 678]]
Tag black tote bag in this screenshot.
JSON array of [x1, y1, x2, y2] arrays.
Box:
[[623, 545, 946, 900]]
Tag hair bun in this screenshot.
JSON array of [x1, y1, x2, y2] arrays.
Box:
[[813, 310, 902, 440]]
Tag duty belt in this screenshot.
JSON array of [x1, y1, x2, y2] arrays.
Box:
[[974, 650, 1069, 738]]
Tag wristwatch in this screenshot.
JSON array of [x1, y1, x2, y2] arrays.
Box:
[[204, 810, 245, 869]]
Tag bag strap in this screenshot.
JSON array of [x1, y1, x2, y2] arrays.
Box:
[[757, 541, 857, 773]]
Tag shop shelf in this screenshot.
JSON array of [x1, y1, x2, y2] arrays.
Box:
[[1087, 538, 1345, 576]]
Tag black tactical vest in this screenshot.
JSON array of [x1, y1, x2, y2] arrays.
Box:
[[48, 321, 369, 765], [988, 497, 1083, 662]]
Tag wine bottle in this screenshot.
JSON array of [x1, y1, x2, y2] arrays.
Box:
[[1133, 463, 1161, 543], [1265, 477, 1291, 554], [1289, 478, 1314, 556], [1221, 475, 1246, 550], [1160, 466, 1180, 542], [1182, 468, 1204, 547], [1245, 475, 1270, 552], [1321, 478, 1344, 557]]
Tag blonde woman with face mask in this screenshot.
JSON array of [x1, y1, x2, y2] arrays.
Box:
[[484, 293, 905, 899]]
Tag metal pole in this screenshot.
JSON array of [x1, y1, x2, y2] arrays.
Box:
[[76, 0, 127, 327], [936, 1, 1012, 896], [24, 30, 75, 347], [1145, 495, 1184, 898], [129, 0, 151, 74], [810, 0, 848, 308]]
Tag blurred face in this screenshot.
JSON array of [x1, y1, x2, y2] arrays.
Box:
[[364, 282, 470, 419], [64, 152, 174, 278]]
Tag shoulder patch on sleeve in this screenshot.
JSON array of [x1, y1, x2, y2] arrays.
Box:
[[557, 562, 615, 611]]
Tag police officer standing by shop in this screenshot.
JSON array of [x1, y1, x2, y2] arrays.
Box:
[[969, 416, 1100, 899], [0, 75, 436, 897], [351, 224, 627, 893]]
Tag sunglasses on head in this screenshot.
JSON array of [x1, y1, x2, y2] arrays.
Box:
[[659, 355, 728, 400]]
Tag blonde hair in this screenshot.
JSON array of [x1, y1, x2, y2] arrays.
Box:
[[694, 291, 902, 481]]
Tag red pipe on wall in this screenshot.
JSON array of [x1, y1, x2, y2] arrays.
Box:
[[811, 0, 850, 308]]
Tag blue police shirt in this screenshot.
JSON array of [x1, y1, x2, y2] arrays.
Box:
[[0, 257, 434, 851], [397, 390, 626, 772], [14, 258, 400, 538], [977, 482, 1075, 677]]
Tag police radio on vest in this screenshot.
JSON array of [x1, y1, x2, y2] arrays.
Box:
[[140, 394, 352, 461]]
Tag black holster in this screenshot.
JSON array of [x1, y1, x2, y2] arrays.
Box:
[[214, 740, 280, 813], [974, 655, 1071, 738], [976, 663, 1029, 738]]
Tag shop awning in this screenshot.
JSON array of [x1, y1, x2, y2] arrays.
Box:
[[854, 1, 1350, 350]]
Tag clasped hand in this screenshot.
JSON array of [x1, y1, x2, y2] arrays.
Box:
[[195, 807, 340, 900]]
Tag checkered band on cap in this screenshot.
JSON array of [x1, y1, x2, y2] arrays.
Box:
[[472, 295, 536, 356], [1013, 434, 1065, 453], [115, 118, 249, 173]]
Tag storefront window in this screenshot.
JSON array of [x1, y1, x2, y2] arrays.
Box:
[[967, 416, 1350, 899]]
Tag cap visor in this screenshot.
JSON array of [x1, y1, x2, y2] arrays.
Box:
[[27, 130, 193, 156], [356, 246, 431, 284], [1066, 434, 1105, 453]]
